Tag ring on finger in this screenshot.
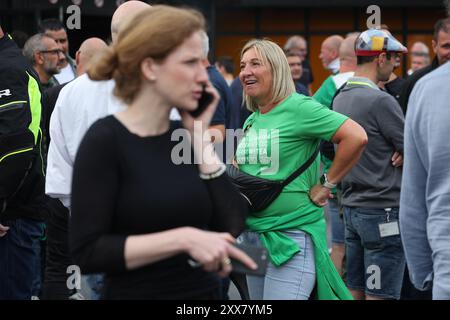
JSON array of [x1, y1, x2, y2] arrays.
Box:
[[222, 257, 231, 266]]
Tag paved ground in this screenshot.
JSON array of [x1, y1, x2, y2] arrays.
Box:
[[228, 281, 241, 300]]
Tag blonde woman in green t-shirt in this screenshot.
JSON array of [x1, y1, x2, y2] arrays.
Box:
[[236, 39, 367, 300]]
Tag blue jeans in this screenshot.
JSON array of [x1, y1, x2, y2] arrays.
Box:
[[0, 218, 44, 299], [81, 274, 105, 300], [328, 198, 345, 245], [240, 230, 316, 300], [344, 207, 405, 299]]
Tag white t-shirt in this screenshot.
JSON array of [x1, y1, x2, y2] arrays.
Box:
[[46, 74, 182, 207], [46, 74, 125, 207], [332, 71, 355, 89], [54, 63, 76, 84]]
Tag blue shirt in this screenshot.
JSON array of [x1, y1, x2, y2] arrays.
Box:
[[207, 65, 229, 126], [400, 61, 450, 299], [295, 81, 309, 96], [207, 65, 232, 162], [229, 76, 251, 130]]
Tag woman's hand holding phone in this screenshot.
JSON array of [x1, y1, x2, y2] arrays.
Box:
[[179, 81, 223, 174], [179, 81, 219, 134]]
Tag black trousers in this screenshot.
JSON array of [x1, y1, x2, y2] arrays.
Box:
[[401, 265, 432, 300], [41, 197, 75, 300]]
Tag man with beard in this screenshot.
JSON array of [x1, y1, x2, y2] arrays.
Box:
[[399, 18, 450, 114], [39, 19, 76, 85], [23, 34, 63, 90]]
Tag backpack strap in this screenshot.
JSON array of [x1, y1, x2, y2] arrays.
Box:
[[330, 82, 347, 111]]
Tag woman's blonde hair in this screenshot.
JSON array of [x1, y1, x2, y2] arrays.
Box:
[[88, 5, 205, 104], [241, 39, 295, 112]]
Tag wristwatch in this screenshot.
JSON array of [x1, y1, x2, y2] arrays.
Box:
[[320, 173, 337, 189]]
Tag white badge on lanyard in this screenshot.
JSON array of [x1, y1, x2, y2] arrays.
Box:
[[378, 208, 400, 237]]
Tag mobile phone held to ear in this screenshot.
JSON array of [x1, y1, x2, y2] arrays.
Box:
[[231, 243, 268, 276], [190, 85, 213, 118]]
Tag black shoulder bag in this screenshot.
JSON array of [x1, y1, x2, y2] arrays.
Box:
[[226, 144, 320, 212]]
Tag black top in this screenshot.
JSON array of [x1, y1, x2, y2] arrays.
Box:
[[398, 57, 439, 115], [41, 83, 67, 168], [70, 116, 247, 299], [295, 81, 310, 96], [299, 59, 314, 87], [384, 76, 405, 104], [42, 84, 67, 139], [0, 34, 46, 222]]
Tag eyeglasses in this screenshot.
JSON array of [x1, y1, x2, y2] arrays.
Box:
[[39, 49, 63, 56]]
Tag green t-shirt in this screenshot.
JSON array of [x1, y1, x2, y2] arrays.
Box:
[[313, 72, 354, 108], [313, 75, 336, 109], [236, 92, 347, 216], [236, 92, 351, 300], [313, 72, 354, 193]]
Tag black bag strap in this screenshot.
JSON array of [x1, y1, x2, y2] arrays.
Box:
[[319, 82, 348, 162], [240, 119, 321, 188], [282, 142, 321, 187]]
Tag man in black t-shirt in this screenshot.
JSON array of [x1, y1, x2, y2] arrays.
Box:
[[399, 18, 450, 114]]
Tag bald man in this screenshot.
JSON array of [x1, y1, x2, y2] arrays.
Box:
[[43, 37, 108, 145], [339, 34, 358, 73], [319, 35, 344, 74], [39, 37, 106, 300], [75, 37, 107, 76], [44, 1, 150, 300], [314, 35, 357, 109], [110, 1, 149, 43]]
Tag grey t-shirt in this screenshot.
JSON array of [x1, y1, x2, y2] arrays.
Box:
[[333, 77, 404, 208]]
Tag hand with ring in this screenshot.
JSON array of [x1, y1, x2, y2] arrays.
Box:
[[182, 228, 257, 277], [222, 257, 231, 266]]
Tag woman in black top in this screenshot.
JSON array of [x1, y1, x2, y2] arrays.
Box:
[[69, 6, 256, 300]]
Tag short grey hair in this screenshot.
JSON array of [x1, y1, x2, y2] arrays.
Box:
[[284, 35, 307, 52], [23, 33, 49, 65], [411, 41, 430, 55]]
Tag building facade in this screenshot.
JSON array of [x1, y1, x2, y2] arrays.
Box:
[[1, 0, 446, 91]]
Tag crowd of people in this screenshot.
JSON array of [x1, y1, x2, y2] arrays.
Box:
[[1, 0, 450, 300]]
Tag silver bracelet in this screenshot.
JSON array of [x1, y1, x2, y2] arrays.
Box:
[[199, 163, 226, 180]]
